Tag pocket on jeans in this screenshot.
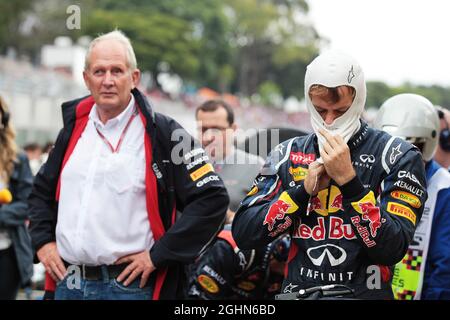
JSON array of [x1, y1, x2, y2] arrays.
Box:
[[55, 275, 68, 288], [111, 278, 152, 294]]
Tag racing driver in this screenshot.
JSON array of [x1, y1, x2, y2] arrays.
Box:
[[232, 51, 427, 299]]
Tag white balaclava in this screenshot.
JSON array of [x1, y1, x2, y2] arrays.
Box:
[[305, 50, 366, 162]]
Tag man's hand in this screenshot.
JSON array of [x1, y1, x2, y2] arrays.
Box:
[[37, 242, 67, 282], [319, 129, 356, 186], [115, 251, 156, 288], [304, 161, 331, 195]]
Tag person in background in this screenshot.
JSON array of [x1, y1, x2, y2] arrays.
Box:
[[0, 96, 34, 299], [434, 106, 450, 170], [23, 143, 43, 176], [28, 30, 228, 300], [374, 93, 450, 300], [39, 142, 54, 165], [196, 99, 264, 223], [186, 225, 290, 300]]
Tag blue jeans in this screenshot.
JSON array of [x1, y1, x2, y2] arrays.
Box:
[[55, 265, 155, 300]]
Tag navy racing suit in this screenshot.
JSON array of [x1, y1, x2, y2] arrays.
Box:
[[186, 225, 289, 300], [232, 121, 427, 299]]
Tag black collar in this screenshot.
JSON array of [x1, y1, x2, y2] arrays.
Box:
[[348, 120, 369, 150]]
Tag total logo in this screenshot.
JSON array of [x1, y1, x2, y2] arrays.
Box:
[[308, 185, 343, 216], [290, 152, 316, 165], [307, 244, 347, 267], [293, 216, 356, 241], [289, 166, 308, 182]]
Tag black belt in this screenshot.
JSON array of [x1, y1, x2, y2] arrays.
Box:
[[63, 261, 128, 281]]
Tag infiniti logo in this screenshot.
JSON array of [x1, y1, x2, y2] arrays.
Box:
[[306, 244, 347, 267], [360, 154, 375, 163]]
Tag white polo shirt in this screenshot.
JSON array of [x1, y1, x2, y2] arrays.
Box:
[[56, 95, 154, 266]]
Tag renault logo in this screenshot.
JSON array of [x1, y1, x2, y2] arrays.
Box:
[[306, 244, 347, 267]]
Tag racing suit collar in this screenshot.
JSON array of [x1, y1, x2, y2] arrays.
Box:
[[311, 120, 368, 155], [347, 120, 369, 150]]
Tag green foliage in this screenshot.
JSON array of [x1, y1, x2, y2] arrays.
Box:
[[258, 80, 282, 106], [366, 81, 393, 108], [0, 0, 320, 99], [12, 0, 450, 108], [366, 81, 450, 108], [0, 0, 36, 54], [83, 9, 200, 78], [85, 0, 232, 91], [224, 0, 320, 98]]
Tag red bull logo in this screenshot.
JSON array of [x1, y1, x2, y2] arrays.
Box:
[[328, 185, 343, 213], [350, 216, 376, 248], [307, 185, 343, 216], [293, 217, 356, 241], [264, 192, 298, 231], [264, 200, 291, 231], [308, 189, 328, 216], [351, 191, 383, 238], [358, 202, 382, 238], [310, 196, 322, 211], [330, 194, 342, 210]]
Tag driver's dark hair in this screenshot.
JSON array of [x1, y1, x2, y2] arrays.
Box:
[[196, 99, 234, 126]]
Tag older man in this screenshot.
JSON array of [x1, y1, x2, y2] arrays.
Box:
[[28, 30, 229, 300]]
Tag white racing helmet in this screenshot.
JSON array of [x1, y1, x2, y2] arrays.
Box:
[[373, 93, 440, 161], [305, 50, 366, 160]]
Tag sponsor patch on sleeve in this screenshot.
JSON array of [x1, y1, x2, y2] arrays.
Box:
[[351, 191, 383, 238], [387, 202, 417, 225], [247, 185, 259, 196], [351, 191, 376, 214], [197, 275, 219, 293], [190, 163, 214, 181], [237, 281, 256, 291], [278, 191, 299, 214], [390, 190, 422, 208], [263, 191, 298, 233], [289, 166, 308, 182]]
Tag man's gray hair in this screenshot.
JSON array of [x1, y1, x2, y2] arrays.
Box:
[[84, 30, 138, 71]]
